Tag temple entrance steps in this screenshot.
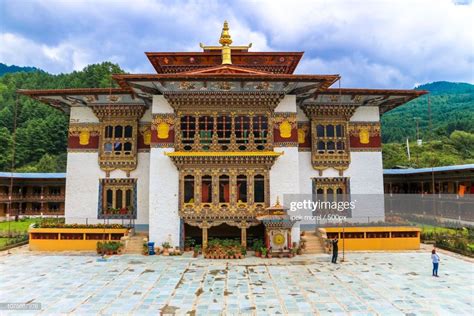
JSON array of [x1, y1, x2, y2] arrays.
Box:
[[301, 232, 326, 254], [123, 233, 147, 254]]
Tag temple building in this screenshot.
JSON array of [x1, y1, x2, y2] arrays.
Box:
[[18, 22, 426, 248]]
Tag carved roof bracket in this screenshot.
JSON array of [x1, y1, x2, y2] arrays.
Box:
[[91, 104, 147, 120], [301, 103, 357, 120]]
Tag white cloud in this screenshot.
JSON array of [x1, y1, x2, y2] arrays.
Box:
[[0, 0, 472, 87]]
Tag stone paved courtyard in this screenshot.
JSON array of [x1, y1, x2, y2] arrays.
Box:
[[0, 251, 473, 315]]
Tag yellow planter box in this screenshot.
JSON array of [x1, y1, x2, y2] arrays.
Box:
[[319, 226, 421, 251], [29, 227, 129, 251]]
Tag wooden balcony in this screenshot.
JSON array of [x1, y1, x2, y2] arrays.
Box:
[[179, 202, 267, 220]]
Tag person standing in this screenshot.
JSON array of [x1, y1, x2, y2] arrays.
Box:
[[431, 249, 440, 277], [331, 237, 339, 263]]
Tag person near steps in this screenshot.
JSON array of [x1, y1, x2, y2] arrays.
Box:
[[331, 237, 338, 263]]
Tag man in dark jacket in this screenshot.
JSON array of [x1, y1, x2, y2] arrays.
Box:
[[331, 237, 338, 263]]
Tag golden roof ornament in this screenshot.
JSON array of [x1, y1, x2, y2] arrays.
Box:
[[200, 21, 252, 65]]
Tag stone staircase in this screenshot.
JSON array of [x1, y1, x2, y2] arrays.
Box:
[[301, 232, 326, 254], [123, 233, 148, 255]]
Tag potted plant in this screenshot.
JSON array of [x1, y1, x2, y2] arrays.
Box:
[[193, 245, 201, 258], [253, 239, 264, 257], [162, 242, 171, 256], [291, 247, 298, 257], [184, 237, 195, 251], [261, 247, 268, 258]]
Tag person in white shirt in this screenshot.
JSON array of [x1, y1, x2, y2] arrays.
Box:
[[431, 248, 440, 277]]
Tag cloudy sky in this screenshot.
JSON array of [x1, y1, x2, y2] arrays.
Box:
[[0, 0, 473, 88]]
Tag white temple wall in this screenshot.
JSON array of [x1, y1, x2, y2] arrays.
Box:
[[148, 147, 180, 247], [350, 106, 380, 122], [64, 152, 150, 225], [147, 95, 180, 246], [272, 95, 301, 243], [69, 107, 99, 123]]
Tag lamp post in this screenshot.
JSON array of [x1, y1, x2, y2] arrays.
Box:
[[6, 213, 11, 255]]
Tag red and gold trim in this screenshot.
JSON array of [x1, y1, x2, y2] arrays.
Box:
[[151, 114, 175, 148], [349, 122, 381, 151], [297, 122, 311, 151], [273, 112, 298, 146], [68, 123, 100, 151]]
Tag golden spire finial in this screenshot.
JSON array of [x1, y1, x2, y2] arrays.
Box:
[[199, 21, 252, 65], [219, 20, 233, 46], [275, 196, 281, 207]]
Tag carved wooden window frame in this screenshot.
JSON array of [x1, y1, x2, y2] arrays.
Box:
[[98, 178, 137, 219], [175, 112, 273, 152], [179, 167, 270, 219], [311, 119, 350, 173], [98, 120, 139, 173]]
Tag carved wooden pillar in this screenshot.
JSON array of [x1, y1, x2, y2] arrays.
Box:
[[240, 221, 248, 248], [195, 170, 202, 205], [211, 170, 219, 207], [230, 169, 237, 208], [202, 221, 209, 250]]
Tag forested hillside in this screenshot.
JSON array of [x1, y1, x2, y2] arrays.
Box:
[[381, 81, 474, 168], [0, 63, 124, 172], [381, 81, 474, 143], [0, 63, 39, 76], [0, 63, 472, 172]]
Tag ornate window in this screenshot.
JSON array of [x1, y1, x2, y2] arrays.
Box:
[[253, 115, 268, 147], [235, 115, 250, 146], [313, 177, 349, 201], [254, 174, 265, 204], [219, 175, 230, 204], [315, 123, 346, 155], [302, 105, 355, 174], [178, 168, 269, 219], [312, 177, 351, 217], [102, 124, 134, 156], [99, 178, 137, 219], [201, 175, 213, 203], [198, 116, 214, 149], [180, 115, 196, 146], [176, 113, 271, 151], [237, 175, 248, 203], [217, 115, 232, 147], [184, 175, 195, 204]]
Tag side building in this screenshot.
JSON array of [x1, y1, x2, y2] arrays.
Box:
[[0, 172, 65, 217]]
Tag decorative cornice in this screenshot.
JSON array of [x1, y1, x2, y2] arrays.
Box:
[[302, 104, 357, 120], [91, 104, 146, 120], [166, 151, 282, 167], [163, 91, 285, 110]]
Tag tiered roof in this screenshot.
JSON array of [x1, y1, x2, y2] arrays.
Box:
[[18, 21, 427, 113]]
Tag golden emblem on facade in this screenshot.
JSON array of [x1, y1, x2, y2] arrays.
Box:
[[143, 129, 151, 145], [273, 233, 285, 246], [79, 129, 90, 145], [279, 120, 292, 139], [157, 122, 170, 139], [359, 127, 370, 144], [298, 126, 308, 144]]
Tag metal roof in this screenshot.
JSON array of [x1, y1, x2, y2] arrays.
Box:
[[384, 164, 474, 175], [0, 172, 66, 179]]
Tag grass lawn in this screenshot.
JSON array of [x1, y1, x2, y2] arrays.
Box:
[[0, 218, 39, 233], [0, 238, 8, 248], [410, 222, 459, 235]]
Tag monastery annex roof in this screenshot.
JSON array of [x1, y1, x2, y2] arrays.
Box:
[[17, 88, 145, 113], [301, 88, 428, 114]]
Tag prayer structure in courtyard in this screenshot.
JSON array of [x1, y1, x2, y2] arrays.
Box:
[[19, 22, 426, 249]]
